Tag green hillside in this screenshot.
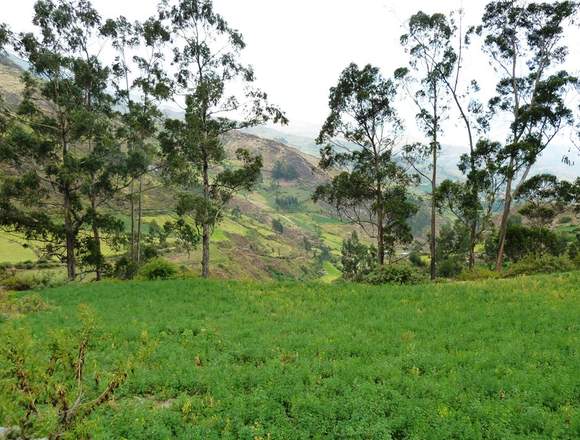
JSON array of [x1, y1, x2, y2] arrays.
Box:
[[0, 56, 434, 282], [129, 132, 362, 282], [1, 272, 579, 438], [0, 56, 349, 280]]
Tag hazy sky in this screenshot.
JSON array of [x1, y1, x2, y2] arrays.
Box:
[[211, 0, 490, 135], [3, 0, 580, 162], [1, 1, 498, 131]]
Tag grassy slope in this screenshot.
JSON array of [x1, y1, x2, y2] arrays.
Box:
[[135, 180, 349, 281], [0, 232, 37, 262], [2, 272, 579, 438]]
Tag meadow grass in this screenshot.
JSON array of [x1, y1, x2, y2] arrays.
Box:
[[1, 272, 579, 439], [555, 223, 580, 241], [320, 261, 341, 283], [0, 232, 37, 263]]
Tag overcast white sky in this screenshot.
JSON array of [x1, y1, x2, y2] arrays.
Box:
[[3, 0, 580, 171], [0, 1, 504, 131], [213, 0, 492, 134]]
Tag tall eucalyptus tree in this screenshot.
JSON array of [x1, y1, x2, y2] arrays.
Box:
[[0, 0, 131, 280], [476, 0, 578, 270], [397, 11, 455, 279], [314, 63, 417, 266], [158, 0, 286, 278], [103, 15, 172, 265]]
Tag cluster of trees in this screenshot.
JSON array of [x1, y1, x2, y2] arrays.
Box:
[[271, 160, 299, 181], [275, 195, 300, 212], [314, 1, 580, 280], [484, 173, 580, 263], [0, 0, 285, 280], [0, 0, 579, 284]]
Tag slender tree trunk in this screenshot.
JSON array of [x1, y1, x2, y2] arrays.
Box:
[[201, 159, 210, 278], [443, 40, 482, 272], [465, 100, 478, 271], [90, 195, 102, 281], [376, 192, 385, 266], [496, 39, 520, 273], [430, 152, 437, 280], [467, 149, 477, 271], [372, 145, 385, 266], [468, 224, 476, 269], [495, 158, 515, 272], [377, 210, 385, 266], [61, 122, 76, 281], [130, 180, 135, 263], [430, 91, 438, 280], [64, 190, 76, 281], [202, 222, 210, 278], [455, 99, 479, 271], [136, 177, 143, 264]]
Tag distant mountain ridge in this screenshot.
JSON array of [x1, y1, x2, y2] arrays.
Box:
[[242, 122, 580, 181], [242, 125, 321, 156]]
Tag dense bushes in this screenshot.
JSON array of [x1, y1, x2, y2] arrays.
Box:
[[339, 232, 425, 285], [453, 254, 580, 281], [362, 263, 425, 285], [336, 219, 580, 284], [0, 292, 51, 321], [505, 254, 577, 277], [408, 251, 426, 268], [340, 232, 376, 281], [275, 195, 300, 212], [271, 218, 284, 234], [435, 222, 470, 278], [456, 267, 499, 281], [113, 256, 140, 280], [485, 224, 567, 263], [437, 256, 465, 278], [569, 242, 578, 259], [0, 260, 61, 271], [137, 258, 178, 280], [1, 271, 65, 291]]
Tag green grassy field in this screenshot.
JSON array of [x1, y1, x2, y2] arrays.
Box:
[[0, 232, 37, 263], [320, 261, 341, 283], [1, 273, 579, 439]]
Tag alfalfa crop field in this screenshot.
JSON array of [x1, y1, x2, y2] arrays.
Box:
[[1, 272, 579, 439]]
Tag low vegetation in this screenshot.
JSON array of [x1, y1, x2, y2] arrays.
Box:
[[0, 305, 155, 439], [0, 272, 578, 438]]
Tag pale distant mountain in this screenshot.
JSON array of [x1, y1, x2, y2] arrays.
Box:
[[244, 124, 580, 181], [5, 51, 575, 182], [242, 125, 321, 156]]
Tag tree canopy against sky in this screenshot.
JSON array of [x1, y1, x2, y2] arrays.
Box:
[[158, 0, 286, 278], [314, 63, 417, 266]]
